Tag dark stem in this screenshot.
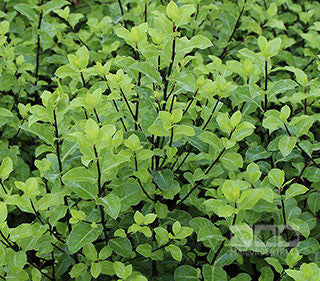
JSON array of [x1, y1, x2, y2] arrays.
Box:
[[53, 109, 72, 234], [169, 126, 174, 147], [51, 251, 56, 281], [183, 89, 198, 116], [80, 72, 86, 87], [176, 148, 226, 207], [219, 0, 247, 59], [93, 108, 100, 123], [283, 122, 320, 169], [35, 0, 44, 84], [82, 106, 88, 119], [264, 59, 268, 112], [144, 4, 147, 22], [202, 98, 220, 130], [134, 152, 138, 171], [93, 145, 108, 244], [303, 86, 307, 115], [118, 0, 127, 28], [30, 199, 44, 225], [133, 176, 155, 202], [103, 76, 127, 132], [0, 180, 7, 194]]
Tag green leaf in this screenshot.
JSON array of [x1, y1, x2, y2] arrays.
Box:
[[0, 157, 13, 181], [220, 152, 243, 171], [231, 122, 255, 142], [285, 183, 308, 201], [174, 265, 200, 281], [152, 169, 175, 191], [136, 243, 152, 257], [97, 194, 121, 219], [113, 183, 142, 212], [174, 125, 195, 137], [67, 222, 102, 254], [197, 223, 223, 243], [22, 123, 55, 146], [237, 189, 263, 210], [262, 116, 282, 131], [76, 46, 90, 69], [297, 238, 320, 255], [246, 163, 261, 183], [307, 192, 320, 214], [216, 113, 232, 133], [124, 134, 142, 150], [6, 249, 27, 272], [288, 218, 310, 238], [221, 180, 240, 202], [14, 3, 38, 22], [202, 265, 227, 281], [154, 227, 170, 246], [268, 37, 282, 57], [70, 263, 87, 278], [31, 268, 41, 281], [143, 213, 157, 225], [108, 237, 132, 258], [230, 223, 253, 249], [278, 136, 296, 157], [268, 168, 285, 187], [83, 242, 97, 261], [91, 261, 102, 278], [0, 202, 7, 224], [0, 107, 14, 117], [55, 65, 78, 78], [285, 248, 302, 268], [85, 118, 99, 142], [265, 257, 283, 273], [165, 244, 182, 261], [166, 1, 179, 22], [130, 62, 162, 85], [63, 167, 96, 183], [113, 262, 132, 279]]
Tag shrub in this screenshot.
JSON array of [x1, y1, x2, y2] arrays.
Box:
[[0, 0, 319, 280]]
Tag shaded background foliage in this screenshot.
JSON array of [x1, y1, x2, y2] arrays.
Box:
[[0, 0, 319, 280]]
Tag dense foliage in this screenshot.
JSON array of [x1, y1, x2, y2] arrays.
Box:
[[0, 0, 319, 280]]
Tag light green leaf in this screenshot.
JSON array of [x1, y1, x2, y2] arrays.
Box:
[[220, 152, 243, 171], [202, 265, 227, 281], [55, 64, 78, 78], [70, 263, 87, 278], [91, 261, 102, 278], [67, 222, 102, 254], [285, 183, 308, 201], [63, 167, 96, 183], [237, 189, 263, 210], [288, 218, 310, 238], [83, 243, 97, 261], [278, 136, 296, 157], [108, 237, 132, 258], [130, 62, 162, 85], [0, 202, 7, 224], [0, 157, 13, 181], [76, 46, 90, 69], [307, 192, 320, 214], [165, 244, 182, 261], [97, 194, 121, 219], [268, 168, 285, 187], [265, 257, 283, 273], [174, 265, 200, 281], [285, 248, 302, 268], [231, 122, 255, 142], [14, 3, 38, 22]]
